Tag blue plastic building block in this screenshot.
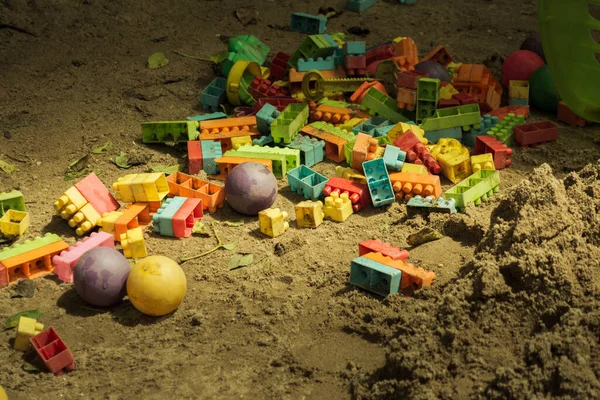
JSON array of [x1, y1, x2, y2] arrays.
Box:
[[352, 116, 391, 136], [201, 77, 227, 112], [382, 145, 406, 172], [287, 165, 328, 201], [406, 195, 457, 215], [333, 47, 344, 67], [462, 114, 499, 147], [253, 135, 274, 146], [286, 135, 326, 167], [290, 12, 327, 34], [297, 56, 336, 72], [350, 256, 402, 297], [424, 126, 463, 144], [343, 41, 366, 56], [346, 0, 377, 12], [256, 103, 281, 134], [153, 197, 187, 237], [200, 140, 222, 175], [186, 112, 228, 122], [363, 158, 395, 207]]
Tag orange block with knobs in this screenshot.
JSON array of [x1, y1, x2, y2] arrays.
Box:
[[352, 133, 380, 172], [420, 45, 453, 66], [393, 38, 418, 71], [300, 125, 348, 163], [1, 241, 69, 284], [363, 252, 435, 291], [310, 105, 353, 124], [113, 203, 151, 242], [388, 172, 442, 201]]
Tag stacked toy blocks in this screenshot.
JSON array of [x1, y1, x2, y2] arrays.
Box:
[[358, 239, 409, 260], [256, 103, 280, 134], [259, 208, 289, 237], [142, 121, 199, 143], [289, 34, 337, 69], [0, 190, 25, 217], [221, 34, 270, 76], [444, 170, 500, 210], [14, 316, 44, 351], [55, 173, 120, 236], [120, 227, 147, 259], [271, 103, 309, 144], [352, 133, 383, 172], [286, 135, 325, 167], [382, 145, 406, 172], [343, 41, 366, 76], [297, 56, 335, 72], [30, 327, 74, 375], [153, 197, 203, 238], [295, 200, 324, 228], [166, 172, 225, 213], [201, 77, 227, 112], [462, 114, 499, 147], [97, 203, 151, 243], [513, 121, 559, 147], [352, 116, 391, 137], [52, 231, 115, 283], [508, 80, 529, 106], [394, 130, 441, 174], [406, 195, 457, 216], [419, 104, 481, 132], [335, 166, 367, 184], [364, 252, 435, 291], [474, 136, 512, 169], [363, 158, 395, 207], [322, 176, 371, 212], [486, 113, 526, 147], [200, 140, 223, 175], [452, 64, 502, 112], [269, 52, 291, 81], [287, 165, 328, 201], [323, 192, 353, 222], [470, 153, 495, 172]]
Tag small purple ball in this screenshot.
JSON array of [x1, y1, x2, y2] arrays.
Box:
[[225, 162, 278, 215], [73, 247, 131, 307], [414, 60, 451, 82]]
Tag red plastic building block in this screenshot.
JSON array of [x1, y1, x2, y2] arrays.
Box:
[[344, 55, 367, 76], [172, 198, 203, 238], [350, 81, 388, 103], [557, 101, 588, 127], [187, 140, 203, 175], [322, 176, 371, 212], [365, 44, 395, 66], [358, 239, 409, 260], [269, 52, 291, 82], [73, 173, 120, 216], [474, 136, 513, 169], [394, 131, 441, 174], [452, 92, 477, 105], [438, 98, 461, 108], [248, 76, 288, 99], [252, 97, 300, 113], [489, 105, 529, 121], [513, 121, 559, 147], [397, 70, 428, 90], [30, 327, 74, 375]]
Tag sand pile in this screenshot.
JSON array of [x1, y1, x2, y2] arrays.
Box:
[[347, 162, 600, 399]]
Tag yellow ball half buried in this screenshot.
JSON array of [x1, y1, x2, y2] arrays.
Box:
[[0, 386, 7, 400], [126, 256, 187, 316]]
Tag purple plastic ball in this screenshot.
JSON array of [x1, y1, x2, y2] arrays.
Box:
[[225, 162, 278, 215], [414, 60, 451, 82], [520, 33, 546, 63], [73, 247, 131, 307]]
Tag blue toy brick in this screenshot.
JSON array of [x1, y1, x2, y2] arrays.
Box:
[[424, 126, 463, 144], [287, 165, 327, 201], [152, 197, 187, 237], [462, 114, 499, 147], [256, 103, 281, 134], [286, 135, 325, 167], [253, 135, 274, 146], [363, 158, 395, 207], [200, 140, 222, 175], [509, 98, 529, 107], [343, 41, 366, 56], [406, 195, 457, 215], [297, 56, 336, 72], [333, 47, 344, 67], [346, 0, 377, 12], [201, 77, 227, 112], [350, 256, 402, 297], [352, 116, 391, 136], [290, 12, 327, 34], [373, 124, 395, 138], [383, 145, 406, 172], [186, 112, 228, 122]]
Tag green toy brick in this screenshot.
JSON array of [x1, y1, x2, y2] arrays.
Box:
[[416, 78, 440, 123], [142, 121, 199, 143], [289, 34, 338, 68], [224, 149, 287, 178], [360, 87, 409, 123], [222, 35, 270, 76], [0, 233, 62, 262], [317, 97, 351, 108], [0, 190, 25, 217], [444, 170, 500, 211], [486, 113, 526, 147], [419, 104, 482, 132], [309, 121, 355, 142], [271, 103, 309, 144], [344, 140, 356, 165]]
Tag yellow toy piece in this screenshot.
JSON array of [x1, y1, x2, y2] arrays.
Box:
[[97, 210, 123, 237], [0, 210, 29, 237], [401, 163, 428, 175], [439, 83, 459, 100], [335, 166, 367, 184], [69, 203, 101, 236], [295, 201, 324, 229], [429, 138, 467, 160], [258, 208, 290, 238], [113, 173, 169, 203], [226, 60, 262, 106], [339, 118, 364, 132], [120, 227, 148, 259], [0, 385, 6, 400], [392, 36, 407, 44], [54, 186, 87, 219], [386, 122, 427, 144], [509, 80, 529, 100], [438, 150, 472, 184], [14, 316, 44, 351], [471, 153, 496, 172], [324, 192, 353, 222], [231, 135, 253, 150]]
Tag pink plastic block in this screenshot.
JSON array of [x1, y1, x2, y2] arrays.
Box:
[[30, 327, 74, 375], [358, 239, 409, 261], [188, 141, 203, 175], [172, 198, 203, 238], [52, 231, 115, 283], [74, 173, 120, 215], [0, 265, 7, 288]]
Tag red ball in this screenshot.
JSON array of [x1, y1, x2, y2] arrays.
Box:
[[502, 50, 545, 86]]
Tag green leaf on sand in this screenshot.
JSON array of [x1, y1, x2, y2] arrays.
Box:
[[147, 52, 169, 69], [0, 158, 16, 174], [5, 310, 43, 330], [228, 253, 254, 270], [92, 141, 113, 154], [222, 220, 244, 227], [112, 152, 132, 169], [222, 242, 237, 250], [192, 220, 210, 236], [23, 362, 41, 372], [64, 153, 91, 181], [210, 50, 229, 64]]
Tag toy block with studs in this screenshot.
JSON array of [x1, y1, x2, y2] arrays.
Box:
[[295, 200, 324, 228], [363, 158, 395, 207], [0, 210, 29, 237], [474, 136, 512, 169], [152, 197, 188, 238], [383, 145, 406, 172], [14, 316, 44, 351], [287, 165, 328, 201], [120, 227, 147, 259], [359, 239, 409, 260], [256, 103, 281, 134], [322, 176, 371, 212], [269, 52, 291, 82], [259, 208, 290, 237], [52, 231, 115, 283], [271, 103, 310, 144], [335, 166, 367, 184], [470, 153, 495, 172], [187, 140, 203, 175], [113, 173, 169, 203], [286, 134, 326, 167], [291, 12, 327, 34], [389, 172, 442, 201], [30, 327, 74, 375], [142, 121, 199, 143], [557, 101, 589, 127], [323, 192, 353, 222], [406, 195, 457, 216], [200, 140, 223, 175], [0, 190, 25, 217], [401, 163, 428, 175], [165, 172, 225, 213], [360, 87, 409, 123], [299, 124, 349, 163], [352, 133, 382, 172], [73, 173, 120, 216], [444, 169, 500, 210], [349, 256, 403, 297], [231, 135, 253, 150], [201, 77, 227, 113], [363, 252, 436, 291], [513, 121, 559, 147], [394, 130, 442, 174], [438, 149, 472, 184]]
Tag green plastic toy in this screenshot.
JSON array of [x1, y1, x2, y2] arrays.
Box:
[[538, 0, 600, 122]]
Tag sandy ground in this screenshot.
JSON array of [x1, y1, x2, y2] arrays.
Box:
[[1, 0, 600, 398]]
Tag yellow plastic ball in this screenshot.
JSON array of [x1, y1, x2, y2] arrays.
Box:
[[126, 255, 187, 316], [0, 385, 7, 400]]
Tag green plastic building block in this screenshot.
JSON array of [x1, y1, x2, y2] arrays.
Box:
[[223, 149, 287, 179], [486, 113, 526, 147], [360, 87, 409, 123], [419, 104, 481, 132], [309, 121, 355, 142], [233, 145, 301, 178], [222, 35, 270, 76], [318, 97, 352, 108], [142, 121, 199, 143], [416, 78, 440, 123], [271, 103, 309, 144], [289, 34, 338, 69], [0, 233, 62, 262], [0, 190, 25, 218], [344, 140, 356, 165], [444, 170, 500, 211]]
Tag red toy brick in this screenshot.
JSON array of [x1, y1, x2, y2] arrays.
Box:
[[365, 44, 395, 66], [30, 327, 74, 375], [172, 198, 203, 238], [187, 141, 203, 175], [74, 173, 120, 216], [438, 98, 461, 108], [249, 77, 288, 99], [269, 52, 291, 82], [344, 55, 367, 76], [397, 70, 428, 90], [474, 136, 513, 169], [358, 239, 409, 261], [557, 101, 588, 127], [394, 131, 441, 174], [322, 176, 371, 212], [452, 92, 477, 105], [513, 121, 559, 147]]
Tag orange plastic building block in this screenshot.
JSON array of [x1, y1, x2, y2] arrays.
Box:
[[209, 156, 273, 180], [452, 64, 502, 112], [557, 101, 589, 127], [113, 203, 150, 242], [350, 81, 388, 104], [310, 105, 362, 124], [388, 172, 442, 201], [397, 87, 416, 111], [420, 45, 452, 66], [166, 172, 225, 213], [488, 105, 529, 121], [352, 133, 380, 172], [198, 121, 260, 153], [363, 252, 435, 290], [1, 241, 69, 285], [300, 125, 348, 163], [393, 38, 418, 71]]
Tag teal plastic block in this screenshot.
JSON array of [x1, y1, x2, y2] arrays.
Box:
[[142, 121, 199, 143], [352, 116, 391, 136], [222, 34, 270, 76], [398, 0, 416, 4], [271, 103, 309, 144], [291, 12, 327, 35], [444, 170, 500, 211], [424, 126, 462, 143], [0, 190, 25, 217], [256, 103, 280, 134], [297, 56, 335, 72], [360, 87, 409, 123], [350, 256, 402, 297], [406, 195, 457, 216], [373, 124, 395, 137], [286, 135, 325, 167], [253, 135, 274, 146], [201, 140, 222, 175], [186, 112, 227, 122], [383, 145, 406, 171], [419, 104, 481, 132], [152, 197, 187, 237], [346, 0, 377, 12], [343, 41, 366, 56], [287, 165, 327, 201], [363, 158, 394, 207], [334, 47, 344, 67], [201, 77, 227, 112], [462, 114, 499, 147]]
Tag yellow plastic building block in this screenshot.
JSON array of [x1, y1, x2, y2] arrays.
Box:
[[231, 135, 253, 150], [335, 166, 367, 184], [471, 153, 495, 172], [386, 122, 426, 144], [323, 192, 353, 222], [54, 186, 87, 219], [113, 173, 169, 203], [339, 118, 364, 132], [69, 203, 101, 236], [97, 211, 123, 236], [401, 163, 428, 175], [295, 200, 324, 229], [259, 208, 289, 238], [439, 83, 459, 100], [438, 150, 472, 184], [14, 316, 44, 351], [120, 227, 147, 258], [428, 138, 467, 161], [0, 210, 30, 236], [392, 36, 407, 43]]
